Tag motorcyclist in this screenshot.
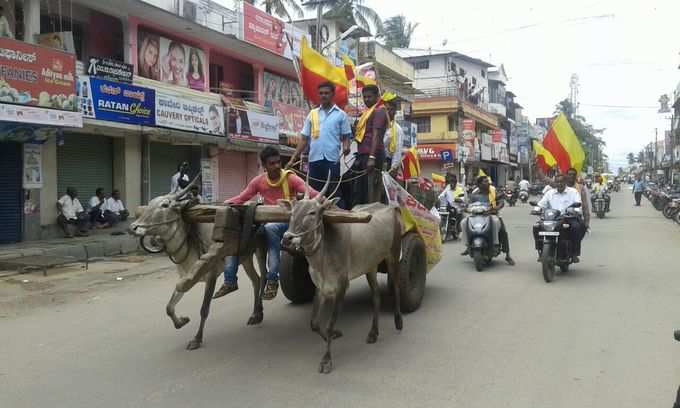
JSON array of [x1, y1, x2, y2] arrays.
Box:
[[533, 173, 586, 263], [460, 175, 515, 265], [519, 178, 530, 192], [592, 174, 610, 212], [438, 174, 465, 206]]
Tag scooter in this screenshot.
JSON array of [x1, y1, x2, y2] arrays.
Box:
[[504, 188, 517, 207], [531, 201, 582, 283], [518, 190, 529, 203], [463, 202, 502, 272], [591, 191, 608, 219]]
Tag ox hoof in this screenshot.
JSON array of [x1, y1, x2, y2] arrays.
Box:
[[395, 315, 403, 331], [331, 330, 343, 339], [247, 313, 264, 325], [310, 321, 320, 333], [174, 316, 190, 329], [318, 359, 333, 374], [366, 331, 378, 344], [186, 339, 202, 350]]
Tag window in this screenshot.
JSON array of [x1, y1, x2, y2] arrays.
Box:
[[448, 115, 458, 132], [458, 68, 466, 77], [414, 59, 430, 70], [209, 64, 224, 93], [481, 69, 486, 78], [413, 116, 431, 133], [448, 61, 457, 73]]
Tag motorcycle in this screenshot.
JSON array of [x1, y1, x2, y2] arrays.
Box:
[[519, 190, 529, 203], [463, 202, 502, 272], [530, 201, 582, 283], [504, 188, 517, 207], [662, 198, 680, 220], [591, 191, 608, 219], [439, 198, 465, 243]]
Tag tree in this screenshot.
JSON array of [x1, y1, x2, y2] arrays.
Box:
[[626, 152, 635, 165], [381, 15, 418, 49], [305, 0, 384, 35], [244, 0, 304, 21]]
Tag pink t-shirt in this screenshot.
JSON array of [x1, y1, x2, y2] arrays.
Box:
[[226, 173, 319, 205]]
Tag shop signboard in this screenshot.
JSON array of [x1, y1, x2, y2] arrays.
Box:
[[417, 143, 457, 161], [78, 75, 155, 125], [137, 29, 207, 91], [87, 56, 133, 84], [242, 2, 308, 60], [491, 129, 503, 143], [155, 92, 225, 136], [462, 119, 476, 162], [0, 37, 77, 111], [0, 103, 82, 127], [228, 106, 278, 144]]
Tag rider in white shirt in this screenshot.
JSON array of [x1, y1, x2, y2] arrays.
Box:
[[591, 175, 610, 212], [438, 174, 465, 207], [533, 174, 586, 262], [518, 178, 530, 191]]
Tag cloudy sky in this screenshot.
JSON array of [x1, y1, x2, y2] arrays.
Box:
[[364, 0, 679, 170]]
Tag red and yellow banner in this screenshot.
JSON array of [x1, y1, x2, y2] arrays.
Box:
[[542, 113, 586, 173], [300, 37, 348, 107], [533, 140, 557, 173]]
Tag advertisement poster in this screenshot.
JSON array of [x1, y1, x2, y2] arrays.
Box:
[[417, 143, 456, 161], [137, 30, 207, 91], [228, 107, 278, 144], [398, 120, 417, 148], [23, 143, 43, 189], [491, 129, 503, 143], [241, 2, 308, 60], [263, 71, 304, 109], [0, 37, 77, 110], [200, 157, 218, 203], [383, 172, 442, 270], [462, 119, 476, 162], [78, 75, 155, 125], [155, 92, 225, 136], [0, 103, 82, 127], [87, 57, 133, 84]]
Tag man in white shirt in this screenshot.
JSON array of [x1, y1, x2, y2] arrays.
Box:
[[88, 188, 107, 227], [533, 174, 586, 262], [103, 189, 129, 226], [438, 174, 465, 208], [170, 161, 191, 194], [518, 178, 530, 191], [57, 187, 88, 238], [382, 97, 404, 175]]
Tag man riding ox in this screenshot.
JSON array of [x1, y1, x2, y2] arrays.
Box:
[[214, 146, 319, 300], [280, 175, 404, 374], [129, 178, 268, 350]]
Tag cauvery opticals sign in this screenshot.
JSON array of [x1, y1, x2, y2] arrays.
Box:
[[155, 93, 225, 136], [0, 37, 77, 110], [78, 75, 155, 125]]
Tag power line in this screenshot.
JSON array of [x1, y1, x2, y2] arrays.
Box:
[[580, 103, 658, 109]]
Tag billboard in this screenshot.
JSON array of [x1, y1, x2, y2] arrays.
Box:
[[155, 92, 224, 136], [137, 29, 207, 91], [228, 106, 278, 144], [0, 37, 77, 111], [78, 75, 155, 125], [263, 70, 306, 136], [241, 2, 309, 60]]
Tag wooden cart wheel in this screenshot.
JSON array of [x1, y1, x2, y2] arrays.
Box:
[[279, 252, 315, 304], [398, 232, 427, 313]]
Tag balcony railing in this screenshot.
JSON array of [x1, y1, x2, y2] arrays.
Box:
[[415, 86, 489, 112]]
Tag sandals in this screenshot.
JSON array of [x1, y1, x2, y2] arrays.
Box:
[[213, 282, 238, 299], [262, 280, 279, 300]]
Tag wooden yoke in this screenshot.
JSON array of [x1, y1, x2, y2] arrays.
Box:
[[184, 204, 373, 225]]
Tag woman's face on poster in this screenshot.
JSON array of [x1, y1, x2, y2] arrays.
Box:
[[144, 41, 158, 67], [191, 52, 200, 70]]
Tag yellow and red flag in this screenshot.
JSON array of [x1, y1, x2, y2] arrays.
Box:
[[300, 37, 348, 107], [533, 140, 558, 173], [402, 147, 421, 179], [542, 113, 586, 173]]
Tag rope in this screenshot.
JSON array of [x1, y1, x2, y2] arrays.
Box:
[[286, 157, 370, 185]]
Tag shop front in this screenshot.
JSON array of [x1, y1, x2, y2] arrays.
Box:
[[0, 142, 23, 243], [57, 133, 114, 199], [417, 143, 458, 180]]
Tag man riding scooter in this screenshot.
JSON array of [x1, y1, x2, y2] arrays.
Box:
[[460, 175, 515, 266], [592, 174, 610, 213]]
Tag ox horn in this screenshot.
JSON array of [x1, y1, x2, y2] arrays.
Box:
[[316, 170, 332, 200], [174, 174, 201, 200], [304, 166, 311, 199]]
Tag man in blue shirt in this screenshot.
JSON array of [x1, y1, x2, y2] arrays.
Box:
[[632, 173, 645, 206], [287, 82, 352, 208]]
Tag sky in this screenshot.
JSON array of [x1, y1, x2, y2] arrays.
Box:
[[364, 0, 679, 171]]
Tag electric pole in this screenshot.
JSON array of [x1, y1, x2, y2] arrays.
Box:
[[569, 73, 580, 115]]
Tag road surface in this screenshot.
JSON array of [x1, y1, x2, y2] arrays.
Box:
[[1, 191, 679, 408]]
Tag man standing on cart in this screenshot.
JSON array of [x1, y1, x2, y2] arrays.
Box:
[[214, 146, 319, 300]]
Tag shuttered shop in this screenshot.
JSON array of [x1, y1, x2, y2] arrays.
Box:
[[57, 134, 113, 200], [217, 150, 259, 201], [148, 142, 201, 200], [0, 142, 23, 243]]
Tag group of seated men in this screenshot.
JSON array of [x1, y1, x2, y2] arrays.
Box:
[[57, 187, 129, 238]]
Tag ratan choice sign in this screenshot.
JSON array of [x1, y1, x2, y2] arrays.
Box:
[[155, 93, 225, 136], [78, 75, 155, 125]]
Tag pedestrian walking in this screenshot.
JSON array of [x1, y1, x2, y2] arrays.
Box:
[[632, 174, 644, 206]]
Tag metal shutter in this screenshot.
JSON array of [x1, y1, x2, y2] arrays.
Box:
[[217, 150, 250, 201], [57, 134, 114, 200], [148, 142, 201, 200], [0, 142, 23, 243]]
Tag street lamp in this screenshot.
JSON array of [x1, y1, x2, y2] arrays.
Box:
[[321, 25, 360, 54]]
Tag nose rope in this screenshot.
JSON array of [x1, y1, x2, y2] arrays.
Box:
[[286, 218, 324, 255]]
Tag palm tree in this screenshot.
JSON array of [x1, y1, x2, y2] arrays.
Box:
[[244, 0, 304, 21], [304, 0, 384, 36], [626, 152, 635, 165], [381, 15, 418, 49]]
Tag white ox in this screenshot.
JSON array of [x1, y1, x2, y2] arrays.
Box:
[[280, 176, 404, 374], [129, 179, 267, 350]]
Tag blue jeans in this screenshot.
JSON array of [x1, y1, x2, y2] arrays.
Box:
[[309, 159, 346, 209], [223, 222, 288, 284]]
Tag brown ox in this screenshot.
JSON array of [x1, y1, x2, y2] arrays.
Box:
[[129, 180, 267, 350], [280, 176, 403, 374]]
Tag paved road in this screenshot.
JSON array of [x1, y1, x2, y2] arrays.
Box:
[[1, 191, 679, 408]]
